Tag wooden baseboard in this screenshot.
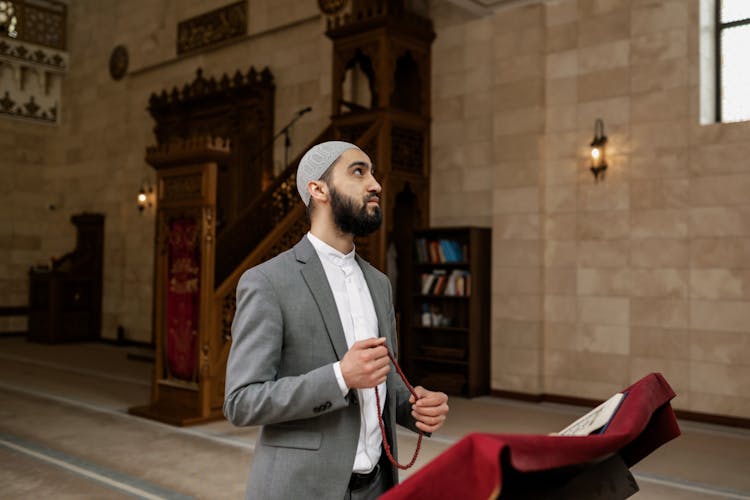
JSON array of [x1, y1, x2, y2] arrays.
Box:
[[0, 306, 28, 316], [491, 389, 750, 430]]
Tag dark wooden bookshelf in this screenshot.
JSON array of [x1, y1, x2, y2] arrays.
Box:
[[404, 227, 490, 397]]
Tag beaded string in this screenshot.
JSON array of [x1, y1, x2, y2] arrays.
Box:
[[374, 348, 423, 470]]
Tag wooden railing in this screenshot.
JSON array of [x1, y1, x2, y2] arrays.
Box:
[[205, 117, 384, 411]]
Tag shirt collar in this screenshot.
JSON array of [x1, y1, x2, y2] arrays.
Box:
[[307, 232, 356, 269]]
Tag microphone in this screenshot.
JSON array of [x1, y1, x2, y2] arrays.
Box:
[[295, 106, 312, 117]]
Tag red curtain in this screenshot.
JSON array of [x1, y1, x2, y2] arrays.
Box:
[[165, 218, 200, 381]]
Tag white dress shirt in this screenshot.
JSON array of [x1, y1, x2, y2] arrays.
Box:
[[307, 232, 386, 473]]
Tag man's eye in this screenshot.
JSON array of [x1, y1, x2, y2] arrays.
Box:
[[353, 168, 363, 175]]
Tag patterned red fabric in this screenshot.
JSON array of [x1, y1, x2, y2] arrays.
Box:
[[165, 218, 200, 381], [382, 373, 680, 500]]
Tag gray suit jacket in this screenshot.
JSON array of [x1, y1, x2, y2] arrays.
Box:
[[224, 236, 419, 500]]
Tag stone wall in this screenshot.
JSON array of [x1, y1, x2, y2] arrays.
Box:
[[0, 0, 330, 341], [431, 0, 750, 419]]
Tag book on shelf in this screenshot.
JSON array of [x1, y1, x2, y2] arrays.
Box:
[[555, 392, 627, 436], [420, 269, 471, 296], [415, 238, 467, 264]]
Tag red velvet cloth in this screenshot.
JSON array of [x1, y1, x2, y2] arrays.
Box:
[[165, 218, 201, 381], [383, 373, 680, 500]]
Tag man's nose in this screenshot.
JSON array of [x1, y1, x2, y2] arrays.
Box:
[[368, 175, 382, 194]]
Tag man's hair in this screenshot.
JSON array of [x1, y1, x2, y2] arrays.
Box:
[[305, 162, 336, 220]]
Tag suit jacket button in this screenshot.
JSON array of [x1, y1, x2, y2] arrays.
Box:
[[324, 401, 332, 409], [313, 406, 320, 413]]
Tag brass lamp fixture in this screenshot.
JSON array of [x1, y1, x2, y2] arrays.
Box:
[[137, 181, 154, 212], [590, 118, 608, 181]]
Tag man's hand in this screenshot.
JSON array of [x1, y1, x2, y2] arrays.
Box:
[[340, 337, 390, 389], [409, 386, 449, 433]]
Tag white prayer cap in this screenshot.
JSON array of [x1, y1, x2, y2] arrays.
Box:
[[296, 141, 360, 206]]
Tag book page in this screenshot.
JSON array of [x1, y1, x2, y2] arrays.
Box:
[[556, 393, 626, 436]]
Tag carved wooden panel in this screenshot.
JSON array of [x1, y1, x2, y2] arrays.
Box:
[[162, 174, 203, 202], [177, 1, 246, 55], [391, 126, 424, 174]]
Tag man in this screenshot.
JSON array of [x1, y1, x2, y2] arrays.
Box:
[[224, 141, 449, 499]]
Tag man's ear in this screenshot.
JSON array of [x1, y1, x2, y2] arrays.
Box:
[[307, 180, 328, 204]]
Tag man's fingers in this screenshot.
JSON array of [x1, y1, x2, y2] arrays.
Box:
[[412, 403, 449, 417]]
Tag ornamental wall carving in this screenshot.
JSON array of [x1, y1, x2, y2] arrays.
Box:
[[0, 37, 67, 124]]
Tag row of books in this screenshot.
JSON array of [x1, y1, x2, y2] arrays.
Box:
[[420, 269, 471, 296], [415, 238, 467, 264]]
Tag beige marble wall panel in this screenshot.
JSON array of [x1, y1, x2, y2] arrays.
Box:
[[688, 392, 750, 419], [631, 298, 688, 329], [545, 240, 578, 268], [577, 68, 631, 102], [690, 300, 750, 333], [494, 347, 541, 376], [689, 174, 750, 207], [577, 240, 630, 267], [494, 107, 545, 136], [493, 3, 543, 31], [546, 22, 578, 53], [493, 268, 542, 295], [631, 88, 690, 123], [493, 214, 541, 240], [690, 330, 750, 365], [464, 91, 493, 118], [545, 268, 577, 295], [494, 295, 543, 322], [495, 54, 544, 84], [690, 143, 750, 177], [577, 211, 629, 240], [691, 120, 750, 145], [576, 324, 630, 355], [690, 238, 750, 268], [544, 321, 577, 350], [545, 0, 577, 27], [578, 267, 631, 296], [630, 29, 688, 66], [631, 209, 688, 238], [493, 187, 540, 214], [494, 133, 543, 162], [578, 0, 630, 17], [545, 104, 578, 133], [629, 149, 689, 179], [631, 0, 689, 35], [578, 296, 630, 326], [578, 9, 631, 48], [690, 207, 750, 237], [464, 115, 494, 142], [433, 96, 464, 122], [546, 77, 577, 105], [463, 167, 495, 193], [630, 269, 688, 298], [494, 319, 543, 349], [545, 185, 577, 212], [545, 213, 577, 240], [689, 269, 746, 300], [494, 27, 544, 59], [494, 80, 545, 112], [631, 58, 689, 94], [544, 295, 578, 324], [546, 50, 578, 79], [495, 161, 542, 188], [629, 179, 688, 209], [577, 97, 631, 129], [544, 158, 580, 186], [578, 40, 630, 74], [493, 372, 543, 394], [577, 182, 629, 211], [544, 350, 630, 385], [495, 240, 542, 267], [690, 362, 750, 398], [631, 326, 689, 359]]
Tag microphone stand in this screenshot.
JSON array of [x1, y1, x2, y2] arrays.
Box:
[[249, 107, 312, 178]]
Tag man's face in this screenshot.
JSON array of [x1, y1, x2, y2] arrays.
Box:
[[327, 148, 382, 237]]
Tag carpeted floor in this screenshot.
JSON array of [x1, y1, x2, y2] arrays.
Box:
[[0, 337, 748, 499]]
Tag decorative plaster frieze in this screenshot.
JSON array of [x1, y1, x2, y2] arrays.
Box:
[[0, 37, 67, 124]]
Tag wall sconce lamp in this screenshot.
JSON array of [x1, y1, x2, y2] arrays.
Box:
[[137, 181, 154, 212], [590, 118, 608, 182]]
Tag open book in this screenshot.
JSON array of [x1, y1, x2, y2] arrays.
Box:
[[555, 392, 627, 436]]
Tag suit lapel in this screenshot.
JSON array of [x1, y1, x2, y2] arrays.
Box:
[[356, 255, 391, 350], [296, 236, 349, 360]]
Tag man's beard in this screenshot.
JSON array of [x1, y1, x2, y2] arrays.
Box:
[[329, 186, 382, 237]]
